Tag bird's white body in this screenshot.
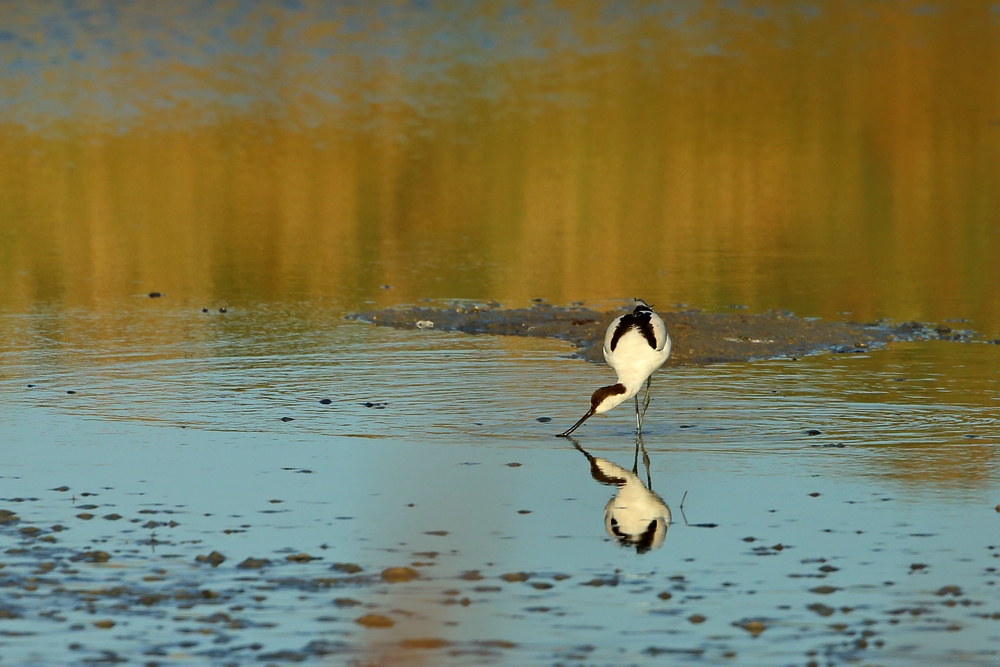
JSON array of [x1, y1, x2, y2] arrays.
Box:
[[558, 300, 671, 437], [595, 308, 671, 414]]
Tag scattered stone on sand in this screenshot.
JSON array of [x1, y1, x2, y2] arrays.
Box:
[[500, 572, 530, 583], [688, 614, 707, 623], [381, 567, 419, 583], [459, 570, 484, 581], [658, 591, 672, 600], [237, 557, 270, 569], [0, 510, 19, 524], [93, 620, 115, 629]]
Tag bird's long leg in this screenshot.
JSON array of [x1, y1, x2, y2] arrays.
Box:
[[634, 395, 642, 436], [638, 376, 653, 432], [632, 435, 640, 474]]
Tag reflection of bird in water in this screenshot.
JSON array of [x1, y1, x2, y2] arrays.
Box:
[[559, 299, 671, 437], [571, 437, 671, 554]]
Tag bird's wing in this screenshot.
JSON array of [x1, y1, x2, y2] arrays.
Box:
[[603, 314, 624, 362], [651, 312, 669, 352]]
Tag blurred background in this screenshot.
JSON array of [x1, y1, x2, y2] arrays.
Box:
[[1, 0, 998, 325]]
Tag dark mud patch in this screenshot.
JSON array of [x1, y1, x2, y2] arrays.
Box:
[[349, 301, 977, 364]]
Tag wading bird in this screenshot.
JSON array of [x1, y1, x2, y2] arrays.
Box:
[[558, 299, 671, 437]]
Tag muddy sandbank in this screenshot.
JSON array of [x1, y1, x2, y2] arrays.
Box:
[[349, 301, 976, 364]]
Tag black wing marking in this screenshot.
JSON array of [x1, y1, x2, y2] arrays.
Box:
[[609, 310, 658, 351]]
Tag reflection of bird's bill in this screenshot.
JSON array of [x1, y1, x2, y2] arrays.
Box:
[[558, 408, 594, 437]]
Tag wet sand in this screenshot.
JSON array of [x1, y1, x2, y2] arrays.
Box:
[[350, 301, 980, 364]]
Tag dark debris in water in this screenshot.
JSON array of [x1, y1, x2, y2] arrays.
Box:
[[349, 302, 980, 364]]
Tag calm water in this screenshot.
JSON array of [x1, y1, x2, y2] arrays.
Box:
[[1, 1, 999, 665]]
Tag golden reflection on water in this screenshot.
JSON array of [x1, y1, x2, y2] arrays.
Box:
[[1, 1, 998, 328]]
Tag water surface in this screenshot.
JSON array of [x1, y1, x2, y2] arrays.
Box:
[[2, 2, 999, 665]]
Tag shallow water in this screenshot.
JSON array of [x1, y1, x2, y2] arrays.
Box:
[[2, 1, 1000, 665], [2, 305, 1000, 665]]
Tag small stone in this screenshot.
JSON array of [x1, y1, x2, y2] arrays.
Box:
[[319, 399, 332, 405], [71, 550, 110, 563], [501, 572, 530, 583], [688, 614, 707, 624], [381, 567, 419, 583], [807, 603, 835, 617], [286, 553, 320, 562], [195, 551, 226, 567], [333, 598, 361, 607], [806, 429, 822, 436], [506, 463, 522, 467], [400, 638, 450, 649], [459, 570, 484, 581], [355, 614, 394, 628], [810, 586, 839, 595], [93, 620, 115, 629], [76, 513, 93, 520], [148, 292, 162, 298], [51, 486, 70, 492], [280, 417, 294, 422], [236, 557, 270, 569], [0, 510, 19, 524], [809, 492, 820, 497], [535, 417, 551, 423], [332, 563, 363, 574], [737, 620, 767, 636], [658, 591, 672, 600]]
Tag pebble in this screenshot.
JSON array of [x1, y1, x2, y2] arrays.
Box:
[[319, 398, 332, 405], [355, 614, 394, 628], [400, 638, 450, 649], [809, 586, 839, 594], [737, 620, 767, 636], [195, 551, 226, 567], [332, 563, 362, 574], [688, 614, 707, 623], [381, 567, 419, 583], [500, 572, 530, 583], [237, 557, 270, 569], [148, 292, 162, 298]]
